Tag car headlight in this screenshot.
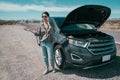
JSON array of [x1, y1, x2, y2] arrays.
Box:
[[68, 38, 88, 48]]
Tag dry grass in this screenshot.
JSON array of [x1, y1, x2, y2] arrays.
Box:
[[101, 19, 120, 30], [0, 20, 40, 25], [0, 19, 120, 30], [0, 20, 19, 25]]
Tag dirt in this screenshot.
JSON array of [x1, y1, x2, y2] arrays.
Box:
[[0, 24, 120, 80], [0, 25, 42, 80]]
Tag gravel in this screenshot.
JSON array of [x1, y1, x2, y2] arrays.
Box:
[[0, 24, 120, 80]]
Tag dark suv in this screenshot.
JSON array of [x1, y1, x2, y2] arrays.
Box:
[[50, 5, 116, 69]]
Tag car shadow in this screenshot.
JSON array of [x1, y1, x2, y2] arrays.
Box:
[[56, 56, 120, 79]]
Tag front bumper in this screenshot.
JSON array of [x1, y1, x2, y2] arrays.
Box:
[[64, 44, 116, 68], [82, 59, 114, 69]]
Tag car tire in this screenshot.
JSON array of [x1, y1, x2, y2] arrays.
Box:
[[54, 45, 66, 69]]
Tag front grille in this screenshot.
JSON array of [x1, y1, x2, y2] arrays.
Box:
[[88, 40, 115, 55]]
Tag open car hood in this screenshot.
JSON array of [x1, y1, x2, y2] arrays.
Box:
[[61, 5, 111, 29]]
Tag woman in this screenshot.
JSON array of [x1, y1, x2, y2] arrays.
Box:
[[35, 12, 55, 75]]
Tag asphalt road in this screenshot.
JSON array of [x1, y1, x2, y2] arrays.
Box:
[[0, 24, 120, 80]]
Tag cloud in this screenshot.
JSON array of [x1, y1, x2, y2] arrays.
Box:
[[41, 0, 56, 6], [0, 2, 26, 11], [0, 2, 77, 12]]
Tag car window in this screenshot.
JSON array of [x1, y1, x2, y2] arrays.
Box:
[[54, 17, 65, 29], [62, 24, 95, 31], [76, 24, 94, 29]]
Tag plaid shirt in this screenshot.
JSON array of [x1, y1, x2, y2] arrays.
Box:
[[35, 21, 54, 44]]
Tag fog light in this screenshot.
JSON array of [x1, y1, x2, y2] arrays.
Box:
[[71, 53, 83, 62]]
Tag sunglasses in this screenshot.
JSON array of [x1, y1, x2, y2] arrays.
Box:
[[42, 15, 48, 18]]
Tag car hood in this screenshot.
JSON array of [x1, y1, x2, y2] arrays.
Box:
[[61, 5, 111, 29]]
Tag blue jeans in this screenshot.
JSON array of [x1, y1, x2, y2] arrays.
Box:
[[40, 40, 54, 68]]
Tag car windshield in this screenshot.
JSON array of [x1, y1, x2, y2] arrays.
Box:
[[54, 17, 65, 28], [62, 24, 95, 31]]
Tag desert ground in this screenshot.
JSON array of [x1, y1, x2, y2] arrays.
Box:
[[0, 24, 120, 80]]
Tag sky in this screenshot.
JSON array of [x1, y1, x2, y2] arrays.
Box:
[[0, 0, 120, 20]]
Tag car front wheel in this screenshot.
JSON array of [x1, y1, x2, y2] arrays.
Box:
[[54, 45, 65, 69]]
